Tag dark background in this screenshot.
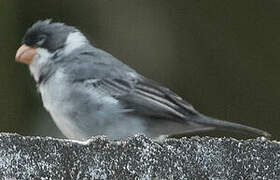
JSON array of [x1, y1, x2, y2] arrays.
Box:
[[1, 0, 279, 139]]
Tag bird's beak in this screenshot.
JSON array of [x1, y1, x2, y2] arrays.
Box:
[[15, 44, 37, 65]]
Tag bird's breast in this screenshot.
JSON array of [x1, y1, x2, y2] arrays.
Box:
[[39, 70, 70, 113], [38, 70, 91, 139]]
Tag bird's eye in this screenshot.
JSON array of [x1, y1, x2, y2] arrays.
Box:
[[36, 35, 47, 46]]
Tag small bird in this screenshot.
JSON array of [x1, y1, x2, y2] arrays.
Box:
[[16, 20, 270, 140]]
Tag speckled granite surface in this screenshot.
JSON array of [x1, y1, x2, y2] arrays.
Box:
[[0, 133, 279, 179]]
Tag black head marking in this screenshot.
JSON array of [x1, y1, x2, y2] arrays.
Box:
[[22, 19, 78, 52]]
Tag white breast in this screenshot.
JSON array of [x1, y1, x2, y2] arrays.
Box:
[[39, 70, 87, 139], [39, 70, 67, 112]]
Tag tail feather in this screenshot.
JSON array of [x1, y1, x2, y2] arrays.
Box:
[[192, 114, 271, 137]]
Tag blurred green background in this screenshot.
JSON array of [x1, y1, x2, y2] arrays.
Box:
[[0, 0, 279, 139]]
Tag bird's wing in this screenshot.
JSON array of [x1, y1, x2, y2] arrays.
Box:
[[82, 74, 199, 122], [65, 47, 199, 122]]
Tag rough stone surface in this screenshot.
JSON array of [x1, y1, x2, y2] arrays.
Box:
[[0, 133, 279, 179]]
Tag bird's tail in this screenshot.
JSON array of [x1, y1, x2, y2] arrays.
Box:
[[192, 113, 271, 137]]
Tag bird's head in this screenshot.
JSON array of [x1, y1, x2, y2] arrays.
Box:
[[15, 19, 88, 81]]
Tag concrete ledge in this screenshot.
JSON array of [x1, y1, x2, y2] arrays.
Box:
[[0, 133, 279, 179]]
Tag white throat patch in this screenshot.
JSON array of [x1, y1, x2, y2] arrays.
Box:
[[29, 48, 53, 82]]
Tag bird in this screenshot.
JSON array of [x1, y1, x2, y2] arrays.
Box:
[[15, 20, 270, 140]]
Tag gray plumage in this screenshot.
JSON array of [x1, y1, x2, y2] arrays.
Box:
[[19, 20, 270, 140]]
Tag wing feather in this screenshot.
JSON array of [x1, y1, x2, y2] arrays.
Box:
[[82, 76, 198, 121]]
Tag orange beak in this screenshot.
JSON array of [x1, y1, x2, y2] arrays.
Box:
[[15, 45, 37, 65]]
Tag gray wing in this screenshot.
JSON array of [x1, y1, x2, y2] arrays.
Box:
[[63, 46, 199, 122], [83, 74, 199, 122]]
